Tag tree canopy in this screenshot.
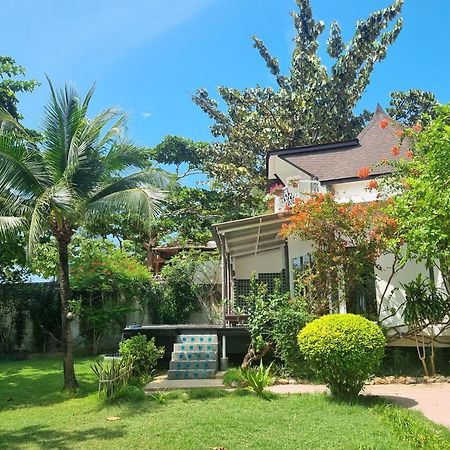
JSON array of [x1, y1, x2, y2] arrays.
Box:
[[387, 89, 439, 126], [193, 0, 404, 203], [0, 80, 171, 389], [0, 56, 39, 119], [379, 105, 450, 290]]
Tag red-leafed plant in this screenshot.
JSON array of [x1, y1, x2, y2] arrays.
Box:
[[281, 193, 398, 315]]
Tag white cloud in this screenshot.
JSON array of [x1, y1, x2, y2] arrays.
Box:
[[141, 112, 152, 118]]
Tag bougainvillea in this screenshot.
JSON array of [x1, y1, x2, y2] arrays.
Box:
[[281, 193, 398, 313]]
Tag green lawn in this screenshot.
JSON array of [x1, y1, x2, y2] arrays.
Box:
[[1, 358, 449, 450]]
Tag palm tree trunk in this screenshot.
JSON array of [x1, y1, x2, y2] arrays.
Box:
[[56, 229, 78, 390]]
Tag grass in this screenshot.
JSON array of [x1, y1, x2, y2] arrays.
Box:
[[1, 358, 450, 450]]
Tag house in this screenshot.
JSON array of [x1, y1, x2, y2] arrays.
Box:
[[212, 106, 450, 347]]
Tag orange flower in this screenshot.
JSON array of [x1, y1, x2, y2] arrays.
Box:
[[405, 150, 414, 158], [395, 129, 404, 138], [357, 167, 371, 179], [367, 179, 378, 190], [380, 119, 389, 129], [391, 146, 400, 156], [413, 123, 422, 132]]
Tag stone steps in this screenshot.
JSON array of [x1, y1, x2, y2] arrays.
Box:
[[167, 333, 218, 380], [169, 360, 217, 371], [171, 351, 218, 361], [177, 335, 218, 344], [173, 343, 218, 352], [167, 369, 216, 380]]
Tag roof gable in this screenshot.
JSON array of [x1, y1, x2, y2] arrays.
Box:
[[268, 105, 408, 183]]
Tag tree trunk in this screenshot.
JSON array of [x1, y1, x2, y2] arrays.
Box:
[[55, 227, 78, 390], [241, 343, 272, 369]]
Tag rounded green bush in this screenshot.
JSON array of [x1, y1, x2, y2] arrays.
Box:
[[298, 314, 385, 398]]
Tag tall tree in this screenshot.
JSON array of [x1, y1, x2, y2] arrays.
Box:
[[0, 80, 170, 389], [387, 89, 439, 126], [0, 56, 39, 119], [86, 135, 255, 269], [193, 0, 403, 202]]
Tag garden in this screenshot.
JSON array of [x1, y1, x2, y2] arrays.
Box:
[[1, 357, 450, 450], [1, 0, 450, 448]]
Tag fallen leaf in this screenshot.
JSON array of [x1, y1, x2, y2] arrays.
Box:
[[106, 416, 121, 421]]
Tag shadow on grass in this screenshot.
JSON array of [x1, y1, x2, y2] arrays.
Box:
[[0, 424, 125, 450], [0, 358, 97, 411]]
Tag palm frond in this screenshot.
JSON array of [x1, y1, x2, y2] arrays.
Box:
[[89, 168, 172, 203], [0, 216, 27, 240], [27, 191, 51, 258], [43, 78, 76, 180], [96, 114, 127, 151], [87, 186, 166, 228], [0, 107, 29, 135], [102, 141, 149, 173], [0, 134, 48, 197]]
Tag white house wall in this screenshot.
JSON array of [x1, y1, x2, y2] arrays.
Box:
[[376, 254, 450, 344], [375, 254, 429, 330], [331, 180, 378, 203], [233, 247, 285, 280], [269, 155, 311, 183]]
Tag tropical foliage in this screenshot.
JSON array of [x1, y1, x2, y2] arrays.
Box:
[[402, 274, 450, 376], [193, 0, 404, 203], [242, 276, 313, 371], [0, 56, 39, 119], [239, 360, 274, 396], [378, 105, 450, 290], [118, 334, 164, 381], [387, 89, 439, 126], [149, 250, 221, 325], [0, 80, 170, 388], [281, 193, 398, 314]]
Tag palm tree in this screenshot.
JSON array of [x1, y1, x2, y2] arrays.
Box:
[[0, 80, 170, 389]]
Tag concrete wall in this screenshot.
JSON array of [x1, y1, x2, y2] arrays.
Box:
[[268, 155, 311, 182], [284, 237, 450, 345], [232, 247, 285, 279], [331, 180, 378, 203]]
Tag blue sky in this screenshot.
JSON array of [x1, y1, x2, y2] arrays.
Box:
[[3, 0, 450, 151]]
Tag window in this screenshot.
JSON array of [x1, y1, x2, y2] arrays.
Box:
[[345, 262, 377, 316]]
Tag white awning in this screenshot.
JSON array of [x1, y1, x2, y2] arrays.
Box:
[[212, 213, 288, 257]]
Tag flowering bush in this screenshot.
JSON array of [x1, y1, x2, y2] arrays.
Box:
[[281, 193, 398, 314]]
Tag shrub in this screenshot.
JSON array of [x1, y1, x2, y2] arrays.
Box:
[[91, 357, 132, 399], [240, 361, 273, 396], [243, 276, 312, 371], [298, 314, 385, 398], [119, 334, 164, 380], [223, 367, 247, 388], [272, 298, 314, 377]]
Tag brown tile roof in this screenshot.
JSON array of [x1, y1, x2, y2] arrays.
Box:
[[277, 105, 409, 182]]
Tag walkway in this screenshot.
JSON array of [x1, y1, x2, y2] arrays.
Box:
[[268, 383, 450, 428]]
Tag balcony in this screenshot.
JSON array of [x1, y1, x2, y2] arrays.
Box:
[[273, 179, 323, 212]]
